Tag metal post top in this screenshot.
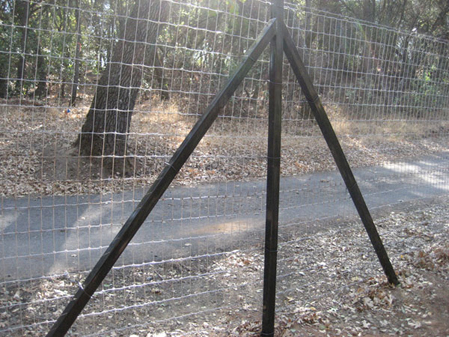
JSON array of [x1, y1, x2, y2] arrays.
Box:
[[271, 0, 285, 21]]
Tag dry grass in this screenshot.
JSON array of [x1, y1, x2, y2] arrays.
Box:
[[1, 97, 448, 198]]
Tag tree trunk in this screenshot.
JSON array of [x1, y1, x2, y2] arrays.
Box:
[[153, 49, 170, 100], [35, 47, 47, 98], [75, 0, 167, 175], [363, 0, 376, 23], [304, 0, 313, 49], [71, 0, 82, 106], [16, 0, 30, 96], [0, 58, 7, 98]]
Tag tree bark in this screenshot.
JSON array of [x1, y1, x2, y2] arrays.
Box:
[[70, 0, 82, 106], [16, 0, 30, 96], [35, 47, 47, 98], [0, 56, 7, 97], [75, 0, 167, 175]]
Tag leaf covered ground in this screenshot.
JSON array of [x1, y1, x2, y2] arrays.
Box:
[[1, 196, 448, 336], [1, 98, 449, 197]]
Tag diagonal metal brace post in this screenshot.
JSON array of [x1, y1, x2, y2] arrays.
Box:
[[46, 19, 276, 337], [281, 22, 399, 286]]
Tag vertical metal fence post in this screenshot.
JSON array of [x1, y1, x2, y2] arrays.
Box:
[[262, 0, 284, 335]]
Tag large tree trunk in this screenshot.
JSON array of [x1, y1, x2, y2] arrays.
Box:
[[75, 0, 167, 175]]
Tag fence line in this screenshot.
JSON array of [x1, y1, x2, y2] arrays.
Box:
[[1, 0, 449, 335]]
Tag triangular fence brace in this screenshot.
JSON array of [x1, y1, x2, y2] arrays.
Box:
[[47, 2, 399, 336]]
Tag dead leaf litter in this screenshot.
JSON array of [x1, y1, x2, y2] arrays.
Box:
[[1, 196, 448, 336]]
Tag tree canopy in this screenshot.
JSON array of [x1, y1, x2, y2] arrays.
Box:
[[1, 0, 446, 99]]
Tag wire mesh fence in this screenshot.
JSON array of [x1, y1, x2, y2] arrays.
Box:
[[1, 0, 448, 335]]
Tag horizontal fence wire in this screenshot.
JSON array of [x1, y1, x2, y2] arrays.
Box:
[[1, 0, 448, 335]]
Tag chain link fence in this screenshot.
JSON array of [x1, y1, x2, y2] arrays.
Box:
[[1, 0, 448, 335]]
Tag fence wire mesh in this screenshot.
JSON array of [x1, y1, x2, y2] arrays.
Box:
[[1, 0, 448, 335]]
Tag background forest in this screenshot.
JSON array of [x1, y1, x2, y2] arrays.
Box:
[[1, 0, 448, 100]]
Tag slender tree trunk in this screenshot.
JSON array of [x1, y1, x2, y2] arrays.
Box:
[[304, 0, 312, 48], [363, 0, 376, 23], [71, 0, 82, 106], [0, 76, 6, 97], [75, 0, 167, 175], [16, 0, 30, 96], [35, 47, 47, 98], [0, 60, 7, 97], [153, 49, 170, 100], [60, 77, 66, 98]]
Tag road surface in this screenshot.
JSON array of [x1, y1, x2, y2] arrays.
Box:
[[1, 152, 448, 279]]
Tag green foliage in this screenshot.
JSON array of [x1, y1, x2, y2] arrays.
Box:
[[0, 0, 447, 119]]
